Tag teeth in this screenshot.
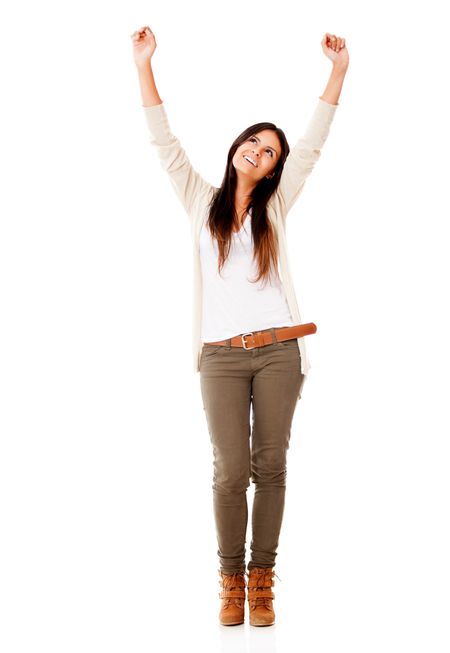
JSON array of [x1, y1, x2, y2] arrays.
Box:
[[244, 155, 257, 167]]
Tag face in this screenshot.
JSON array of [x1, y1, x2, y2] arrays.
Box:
[[232, 129, 281, 182]]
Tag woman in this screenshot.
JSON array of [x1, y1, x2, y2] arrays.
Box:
[[132, 26, 349, 627]]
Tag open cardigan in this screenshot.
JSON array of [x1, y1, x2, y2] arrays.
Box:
[[142, 98, 338, 397]]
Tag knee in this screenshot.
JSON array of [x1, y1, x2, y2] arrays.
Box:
[[250, 457, 287, 486], [251, 469, 287, 487], [212, 463, 251, 495]]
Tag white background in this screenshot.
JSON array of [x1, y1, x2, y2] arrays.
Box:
[[1, 0, 449, 651]]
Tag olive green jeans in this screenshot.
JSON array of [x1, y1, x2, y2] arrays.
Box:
[[199, 327, 305, 574]]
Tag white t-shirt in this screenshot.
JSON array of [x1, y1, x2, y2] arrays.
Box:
[[200, 208, 294, 342]]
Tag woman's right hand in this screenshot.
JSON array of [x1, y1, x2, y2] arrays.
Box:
[[131, 26, 157, 67]]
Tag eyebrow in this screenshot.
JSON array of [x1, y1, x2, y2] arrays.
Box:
[[252, 135, 278, 156]]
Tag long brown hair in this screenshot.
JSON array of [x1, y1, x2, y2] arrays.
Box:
[[206, 121, 290, 287]]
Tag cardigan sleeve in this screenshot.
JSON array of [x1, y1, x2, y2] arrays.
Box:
[[274, 98, 338, 216], [142, 102, 214, 218]]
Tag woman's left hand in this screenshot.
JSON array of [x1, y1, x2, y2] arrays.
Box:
[[321, 33, 349, 70]]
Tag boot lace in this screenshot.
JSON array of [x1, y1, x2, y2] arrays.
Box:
[[245, 567, 282, 609], [218, 569, 246, 608]]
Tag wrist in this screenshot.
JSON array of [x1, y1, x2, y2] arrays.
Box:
[[332, 62, 348, 75], [135, 58, 152, 71]]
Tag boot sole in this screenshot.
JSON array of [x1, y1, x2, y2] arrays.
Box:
[[250, 621, 275, 626]]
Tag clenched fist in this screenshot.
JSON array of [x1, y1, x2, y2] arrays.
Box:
[[131, 26, 157, 67], [321, 33, 349, 70]]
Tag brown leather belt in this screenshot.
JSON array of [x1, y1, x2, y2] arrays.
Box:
[[203, 323, 317, 350]]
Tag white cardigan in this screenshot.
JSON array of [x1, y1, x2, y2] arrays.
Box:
[[142, 98, 338, 396]]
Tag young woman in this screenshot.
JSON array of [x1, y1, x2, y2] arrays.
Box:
[[132, 26, 349, 627]]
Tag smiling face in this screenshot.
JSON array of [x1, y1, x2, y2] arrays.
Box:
[[232, 129, 281, 182]]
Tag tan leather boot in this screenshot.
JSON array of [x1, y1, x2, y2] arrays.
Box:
[[218, 569, 246, 626], [246, 566, 278, 626]]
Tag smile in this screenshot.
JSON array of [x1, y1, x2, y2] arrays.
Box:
[[243, 155, 257, 167]]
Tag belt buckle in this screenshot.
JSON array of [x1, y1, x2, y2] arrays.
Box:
[[241, 332, 255, 350]]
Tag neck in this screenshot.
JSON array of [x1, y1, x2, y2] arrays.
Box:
[[234, 176, 255, 215]]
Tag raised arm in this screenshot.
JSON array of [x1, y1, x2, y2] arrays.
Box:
[[272, 33, 349, 218], [132, 26, 214, 219]]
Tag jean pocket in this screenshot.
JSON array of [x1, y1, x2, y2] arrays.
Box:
[[277, 337, 299, 348], [201, 344, 223, 358]]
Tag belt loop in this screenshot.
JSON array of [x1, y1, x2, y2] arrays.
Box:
[[269, 327, 277, 344], [225, 337, 232, 350]]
